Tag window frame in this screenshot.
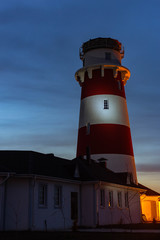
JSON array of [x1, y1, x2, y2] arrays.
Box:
[[117, 191, 122, 208], [54, 185, 62, 209], [38, 183, 48, 208], [125, 192, 129, 208], [108, 191, 113, 208], [104, 99, 109, 109], [105, 52, 111, 60]]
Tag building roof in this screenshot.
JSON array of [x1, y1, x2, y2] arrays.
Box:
[[0, 150, 141, 189], [0, 150, 73, 180], [71, 157, 127, 184], [138, 183, 160, 196]]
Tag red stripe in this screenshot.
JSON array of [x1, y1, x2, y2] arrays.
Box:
[[77, 124, 134, 157], [81, 69, 126, 99]]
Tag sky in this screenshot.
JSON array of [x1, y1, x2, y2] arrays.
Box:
[[0, 0, 160, 192]]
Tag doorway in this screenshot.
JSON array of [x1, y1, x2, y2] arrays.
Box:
[[71, 192, 78, 220]]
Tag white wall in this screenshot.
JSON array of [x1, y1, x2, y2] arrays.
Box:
[[97, 184, 141, 225], [0, 176, 80, 231], [4, 178, 29, 230], [128, 190, 141, 223], [84, 49, 121, 67], [33, 179, 80, 231], [0, 177, 5, 230], [0, 176, 141, 230], [81, 184, 96, 227]]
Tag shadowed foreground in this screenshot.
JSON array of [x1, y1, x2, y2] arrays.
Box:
[[1, 231, 160, 240]]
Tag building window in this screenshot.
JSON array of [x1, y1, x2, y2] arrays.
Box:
[[104, 100, 109, 109], [117, 192, 122, 208], [125, 192, 129, 208], [86, 122, 90, 135], [117, 80, 122, 90], [100, 189, 105, 207], [54, 185, 62, 208], [105, 52, 111, 60], [108, 191, 113, 207], [38, 183, 47, 207]]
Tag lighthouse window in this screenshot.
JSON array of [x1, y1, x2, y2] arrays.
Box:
[[104, 100, 109, 109], [105, 52, 111, 60]]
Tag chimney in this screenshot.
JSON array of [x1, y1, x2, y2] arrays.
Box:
[[98, 158, 108, 168], [86, 146, 91, 164]]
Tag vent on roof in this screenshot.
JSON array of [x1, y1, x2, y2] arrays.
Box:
[[74, 164, 80, 178], [86, 146, 91, 164], [127, 172, 133, 184]]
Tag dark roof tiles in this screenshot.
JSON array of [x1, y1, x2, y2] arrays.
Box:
[[0, 151, 140, 189]]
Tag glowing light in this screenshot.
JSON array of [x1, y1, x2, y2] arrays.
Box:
[[140, 195, 160, 222]]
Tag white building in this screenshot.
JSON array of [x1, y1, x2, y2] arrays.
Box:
[[0, 151, 144, 231]]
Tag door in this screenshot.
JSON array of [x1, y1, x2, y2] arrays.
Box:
[[71, 192, 78, 220]]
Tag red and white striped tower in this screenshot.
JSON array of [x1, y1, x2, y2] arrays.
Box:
[[75, 38, 137, 184]]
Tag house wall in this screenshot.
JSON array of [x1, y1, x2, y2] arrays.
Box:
[[33, 179, 80, 230], [81, 184, 96, 227], [80, 182, 141, 227], [3, 178, 29, 230], [0, 176, 80, 231], [0, 175, 142, 230], [97, 184, 141, 225], [0, 177, 6, 230], [127, 190, 142, 223]]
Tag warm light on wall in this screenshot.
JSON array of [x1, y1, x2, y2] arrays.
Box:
[[79, 94, 130, 128], [140, 195, 160, 222]]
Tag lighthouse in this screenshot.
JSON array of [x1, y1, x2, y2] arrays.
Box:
[[75, 37, 137, 184]]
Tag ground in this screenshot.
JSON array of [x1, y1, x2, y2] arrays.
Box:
[[1, 231, 160, 240], [1, 223, 160, 240]]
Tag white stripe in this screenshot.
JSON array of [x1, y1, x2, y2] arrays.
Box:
[[84, 153, 137, 184], [79, 95, 130, 128]]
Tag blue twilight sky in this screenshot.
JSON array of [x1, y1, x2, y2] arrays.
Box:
[[0, 0, 160, 191]]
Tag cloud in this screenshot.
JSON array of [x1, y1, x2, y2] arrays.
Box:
[[0, 128, 77, 159], [0, 0, 159, 164], [136, 163, 160, 173]]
